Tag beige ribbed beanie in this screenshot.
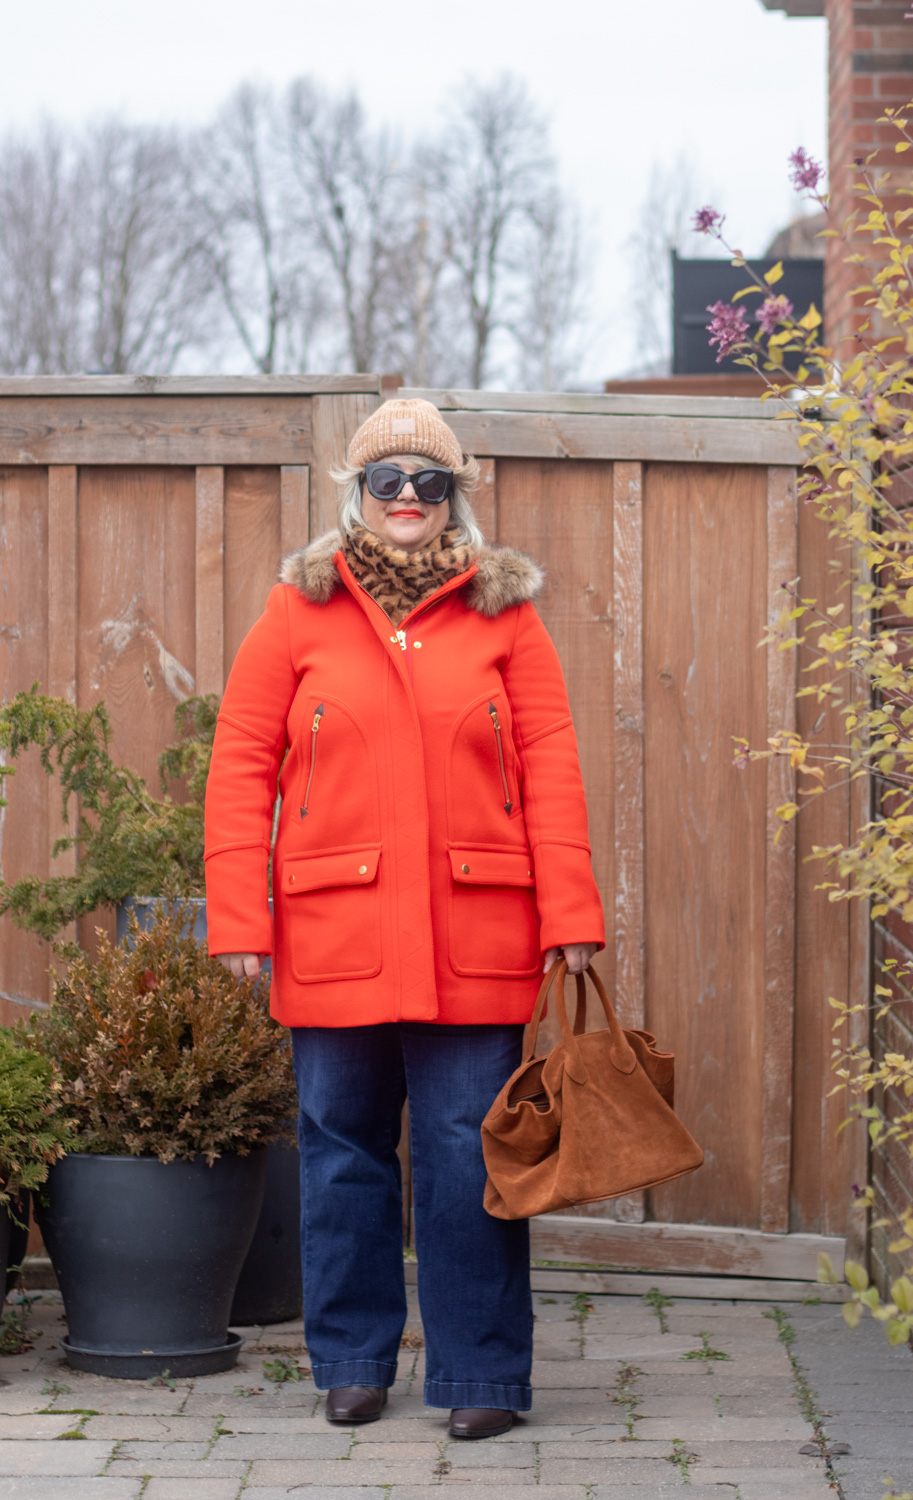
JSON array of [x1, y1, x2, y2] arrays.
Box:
[[347, 398, 463, 471]]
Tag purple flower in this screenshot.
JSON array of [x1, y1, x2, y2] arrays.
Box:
[[756, 294, 795, 334], [706, 300, 750, 363], [692, 205, 724, 235], [789, 148, 823, 192]]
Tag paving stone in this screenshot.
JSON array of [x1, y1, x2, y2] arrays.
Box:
[[111, 1440, 210, 1462], [244, 1491, 384, 1500], [590, 1489, 747, 1500], [348, 1441, 440, 1462], [144, 1483, 242, 1500], [210, 1431, 351, 1459], [216, 1415, 329, 1434], [0, 1416, 88, 1438], [107, 1460, 247, 1479], [833, 1457, 913, 1500], [0, 1441, 114, 1476], [734, 1485, 835, 1499], [692, 1441, 829, 1468], [445, 1440, 537, 1467], [539, 1457, 684, 1484], [634, 1414, 811, 1441], [0, 1483, 143, 1499], [248, 1458, 537, 1484], [82, 1417, 216, 1441]]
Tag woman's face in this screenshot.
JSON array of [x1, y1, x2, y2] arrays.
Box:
[[360, 455, 452, 552]]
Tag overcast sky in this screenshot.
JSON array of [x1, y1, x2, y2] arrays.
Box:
[[2, 0, 827, 381]]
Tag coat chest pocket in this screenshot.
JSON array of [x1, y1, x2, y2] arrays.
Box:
[[447, 846, 540, 979], [282, 845, 382, 982]]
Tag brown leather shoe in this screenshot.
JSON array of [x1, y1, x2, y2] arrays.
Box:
[[325, 1385, 388, 1423], [449, 1407, 513, 1439]]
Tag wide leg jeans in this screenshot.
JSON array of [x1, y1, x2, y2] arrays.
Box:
[[290, 1022, 533, 1411]]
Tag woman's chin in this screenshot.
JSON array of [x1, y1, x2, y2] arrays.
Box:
[[383, 519, 429, 550]]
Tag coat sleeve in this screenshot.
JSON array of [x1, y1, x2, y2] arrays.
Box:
[[501, 602, 606, 954], [204, 584, 299, 956]]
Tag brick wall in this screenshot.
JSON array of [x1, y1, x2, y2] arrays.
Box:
[[825, 0, 913, 350]]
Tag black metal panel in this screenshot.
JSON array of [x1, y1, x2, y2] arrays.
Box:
[[672, 254, 825, 376]]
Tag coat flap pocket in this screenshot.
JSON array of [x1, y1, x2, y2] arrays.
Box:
[[449, 848, 534, 886], [283, 846, 381, 895]]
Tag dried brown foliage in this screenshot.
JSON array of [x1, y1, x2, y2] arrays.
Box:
[[24, 905, 297, 1164]]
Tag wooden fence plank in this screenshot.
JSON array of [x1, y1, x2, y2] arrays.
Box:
[[0, 375, 381, 397], [644, 463, 769, 1230], [0, 466, 51, 1014], [435, 412, 803, 467], [531, 1214, 845, 1279], [401, 386, 795, 421], [760, 467, 799, 1234], [610, 461, 646, 1226], [224, 469, 282, 681], [0, 397, 311, 466], [46, 466, 78, 947], [195, 467, 225, 698], [473, 458, 497, 541], [309, 392, 382, 536], [280, 465, 310, 559]]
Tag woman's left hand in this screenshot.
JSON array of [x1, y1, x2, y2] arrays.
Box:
[[544, 942, 599, 976]]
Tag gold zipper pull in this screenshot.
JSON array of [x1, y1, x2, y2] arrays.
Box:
[[488, 701, 514, 815], [301, 703, 324, 818]]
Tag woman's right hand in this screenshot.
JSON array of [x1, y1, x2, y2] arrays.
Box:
[[217, 953, 263, 981]]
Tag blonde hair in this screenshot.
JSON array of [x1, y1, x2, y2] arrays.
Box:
[[329, 453, 486, 553]]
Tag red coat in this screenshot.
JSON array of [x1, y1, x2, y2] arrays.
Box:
[[204, 531, 605, 1027]]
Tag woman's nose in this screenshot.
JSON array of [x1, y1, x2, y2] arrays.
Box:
[[399, 479, 417, 500]]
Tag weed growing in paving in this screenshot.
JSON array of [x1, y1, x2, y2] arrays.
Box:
[[232, 1385, 264, 1397], [666, 1435, 699, 1483], [40, 1378, 71, 1397], [263, 1354, 311, 1383], [643, 1286, 674, 1334], [681, 1330, 732, 1370], [400, 1330, 424, 1349], [608, 1361, 642, 1439], [567, 1291, 594, 1355], [764, 1306, 844, 1490], [144, 1370, 177, 1390]]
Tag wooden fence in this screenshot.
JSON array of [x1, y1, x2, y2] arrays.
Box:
[[0, 377, 867, 1294]]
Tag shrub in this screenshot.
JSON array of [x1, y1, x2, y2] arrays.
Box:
[[0, 1031, 74, 1206], [0, 691, 218, 939], [24, 904, 297, 1164], [695, 113, 913, 1342]]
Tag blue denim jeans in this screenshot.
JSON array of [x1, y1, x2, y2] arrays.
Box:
[[290, 1022, 533, 1411]]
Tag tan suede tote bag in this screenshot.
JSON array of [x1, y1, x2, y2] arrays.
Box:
[[482, 960, 704, 1220]]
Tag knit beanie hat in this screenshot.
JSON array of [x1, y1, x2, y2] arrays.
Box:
[[347, 398, 463, 471]]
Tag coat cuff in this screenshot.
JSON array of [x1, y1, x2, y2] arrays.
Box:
[[204, 847, 273, 956], [533, 840, 606, 953]]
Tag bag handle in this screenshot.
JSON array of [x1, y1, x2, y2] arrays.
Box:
[[523, 960, 637, 1085]]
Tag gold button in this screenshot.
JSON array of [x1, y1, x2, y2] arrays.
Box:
[[414, 640, 422, 648], [358, 864, 368, 875], [461, 863, 470, 873], [390, 635, 398, 643]]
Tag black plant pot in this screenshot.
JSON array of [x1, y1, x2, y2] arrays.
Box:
[[37, 1150, 267, 1378], [230, 1138, 302, 1326]]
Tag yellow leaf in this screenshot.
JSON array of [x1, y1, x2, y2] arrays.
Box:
[[817, 1252, 839, 1285], [845, 1260, 870, 1292], [764, 261, 785, 285], [886, 1319, 910, 1345], [799, 303, 823, 331], [896, 142, 911, 152], [843, 1301, 864, 1328], [891, 1275, 913, 1313]]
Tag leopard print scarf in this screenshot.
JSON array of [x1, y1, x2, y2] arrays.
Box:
[[344, 526, 477, 626]]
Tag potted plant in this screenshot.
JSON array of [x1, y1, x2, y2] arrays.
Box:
[[0, 690, 303, 1326], [0, 1031, 74, 1294], [25, 904, 299, 1378]]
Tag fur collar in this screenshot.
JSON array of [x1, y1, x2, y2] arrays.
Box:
[[279, 530, 544, 619]]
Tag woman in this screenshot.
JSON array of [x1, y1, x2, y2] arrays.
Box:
[[205, 397, 604, 1438]]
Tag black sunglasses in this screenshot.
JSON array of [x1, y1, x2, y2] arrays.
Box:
[[364, 462, 454, 506]]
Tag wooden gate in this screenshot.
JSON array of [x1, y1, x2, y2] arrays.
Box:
[[0, 378, 864, 1296]]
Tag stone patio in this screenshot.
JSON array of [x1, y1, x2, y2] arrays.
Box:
[[0, 1284, 909, 1499]]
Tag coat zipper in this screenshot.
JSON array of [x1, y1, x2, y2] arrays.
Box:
[[488, 702, 514, 815], [300, 703, 325, 817]]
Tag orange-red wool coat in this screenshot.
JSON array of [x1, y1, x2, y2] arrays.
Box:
[[204, 531, 605, 1027]]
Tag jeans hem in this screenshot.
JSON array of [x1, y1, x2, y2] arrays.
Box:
[[423, 1378, 532, 1411], [312, 1359, 398, 1391]]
